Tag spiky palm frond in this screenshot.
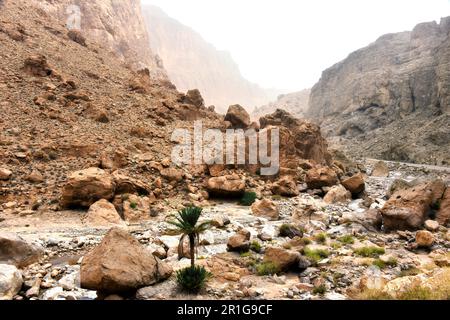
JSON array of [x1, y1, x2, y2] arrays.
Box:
[[168, 206, 212, 262], [168, 206, 211, 235]]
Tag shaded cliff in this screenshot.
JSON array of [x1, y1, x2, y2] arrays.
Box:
[[31, 0, 167, 79], [142, 5, 277, 112], [308, 17, 450, 165]]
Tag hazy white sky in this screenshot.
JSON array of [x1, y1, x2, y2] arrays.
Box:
[[142, 0, 450, 91]]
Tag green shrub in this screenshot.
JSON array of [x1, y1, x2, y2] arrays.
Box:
[[338, 235, 355, 245], [250, 241, 262, 253], [314, 233, 328, 244], [256, 262, 280, 276], [300, 238, 312, 245], [130, 201, 138, 210], [176, 265, 212, 293], [331, 242, 342, 250], [303, 247, 330, 265], [373, 257, 397, 269], [240, 192, 257, 206], [354, 246, 385, 258], [240, 251, 252, 258], [312, 284, 327, 295]]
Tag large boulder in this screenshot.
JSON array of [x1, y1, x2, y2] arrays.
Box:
[[436, 188, 450, 226], [341, 173, 365, 196], [227, 229, 251, 252], [224, 104, 251, 128], [84, 200, 126, 227], [305, 166, 338, 189], [323, 185, 352, 204], [381, 180, 445, 231], [60, 168, 116, 208], [263, 247, 300, 271], [259, 110, 332, 167], [271, 176, 299, 197], [0, 232, 44, 268], [80, 228, 172, 293], [0, 264, 23, 300], [251, 199, 279, 220], [206, 175, 245, 197]]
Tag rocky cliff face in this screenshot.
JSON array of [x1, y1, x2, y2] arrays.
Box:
[[252, 89, 310, 120], [30, 0, 167, 79], [308, 17, 450, 165], [142, 5, 277, 112]]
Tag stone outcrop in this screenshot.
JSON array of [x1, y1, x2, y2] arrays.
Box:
[[271, 176, 299, 197], [206, 175, 245, 197], [308, 17, 450, 165], [305, 166, 338, 189], [0, 232, 44, 268], [60, 168, 116, 208], [381, 180, 445, 230], [33, 0, 167, 78], [259, 109, 332, 168], [263, 247, 300, 271], [80, 228, 172, 293], [225, 105, 251, 129]]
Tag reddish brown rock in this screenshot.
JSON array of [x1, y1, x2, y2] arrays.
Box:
[[263, 247, 300, 271], [23, 55, 52, 77], [224, 104, 251, 128], [80, 228, 172, 293], [271, 176, 299, 197], [415, 230, 434, 248], [227, 229, 251, 252], [381, 180, 445, 231], [0, 168, 12, 181], [160, 168, 184, 182], [341, 173, 365, 195], [305, 166, 338, 189], [206, 175, 245, 197], [60, 168, 116, 208], [259, 110, 331, 167]]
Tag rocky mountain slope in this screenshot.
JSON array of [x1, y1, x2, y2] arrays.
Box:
[[307, 17, 450, 166], [31, 0, 167, 79], [0, 0, 224, 209], [142, 5, 277, 112], [252, 89, 310, 120]]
